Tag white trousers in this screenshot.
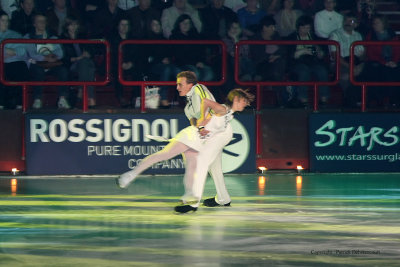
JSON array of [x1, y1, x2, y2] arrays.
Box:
[[191, 123, 233, 207]]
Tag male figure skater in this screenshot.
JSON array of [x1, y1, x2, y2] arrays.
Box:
[[174, 71, 233, 213]]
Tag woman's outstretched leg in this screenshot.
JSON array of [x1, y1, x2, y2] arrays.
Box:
[[181, 149, 198, 203], [117, 141, 190, 188]]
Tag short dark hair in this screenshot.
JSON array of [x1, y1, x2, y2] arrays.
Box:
[[260, 16, 276, 28], [225, 88, 255, 107], [296, 15, 313, 30], [172, 14, 197, 35], [177, 71, 198, 85]]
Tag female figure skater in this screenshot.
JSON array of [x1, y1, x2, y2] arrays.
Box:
[[116, 89, 254, 210]]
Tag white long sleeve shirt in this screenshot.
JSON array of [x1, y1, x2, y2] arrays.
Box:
[[329, 28, 364, 58], [314, 9, 343, 39], [0, 0, 18, 18]]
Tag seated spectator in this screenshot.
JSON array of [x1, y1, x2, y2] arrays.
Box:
[[61, 15, 96, 108], [0, 11, 29, 109], [127, 0, 161, 39], [108, 17, 145, 107], [146, 18, 180, 107], [274, 0, 303, 37], [363, 15, 400, 107], [222, 20, 255, 84], [237, 0, 267, 37], [90, 0, 127, 38], [286, 15, 330, 107], [199, 0, 238, 40], [221, 20, 255, 100], [170, 14, 214, 81], [45, 0, 81, 36], [314, 0, 343, 39], [161, 0, 202, 39], [24, 13, 70, 109], [329, 13, 365, 107], [250, 16, 287, 105], [10, 0, 36, 35]]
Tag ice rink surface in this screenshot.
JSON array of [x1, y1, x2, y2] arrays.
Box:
[[0, 172, 399, 266]]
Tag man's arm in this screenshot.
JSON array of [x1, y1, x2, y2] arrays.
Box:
[[187, 84, 215, 125], [198, 98, 226, 126]]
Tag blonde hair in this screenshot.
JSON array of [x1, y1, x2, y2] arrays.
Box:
[[177, 71, 198, 85], [225, 88, 255, 107]]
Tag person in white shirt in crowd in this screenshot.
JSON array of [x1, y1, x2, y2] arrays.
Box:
[[314, 0, 342, 39], [0, 0, 18, 18], [329, 13, 365, 107], [161, 0, 202, 38], [24, 13, 70, 109]]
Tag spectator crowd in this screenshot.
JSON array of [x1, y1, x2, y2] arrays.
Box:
[[0, 0, 399, 110]]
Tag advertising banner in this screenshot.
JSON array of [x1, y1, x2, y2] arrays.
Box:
[[310, 113, 400, 172], [26, 113, 255, 175]]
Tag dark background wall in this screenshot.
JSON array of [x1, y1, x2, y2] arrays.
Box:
[[0, 111, 24, 172]]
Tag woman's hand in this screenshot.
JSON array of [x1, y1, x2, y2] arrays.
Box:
[[197, 117, 210, 137]]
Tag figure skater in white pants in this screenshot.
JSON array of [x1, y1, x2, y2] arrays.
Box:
[[174, 88, 254, 213], [117, 71, 215, 204]]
